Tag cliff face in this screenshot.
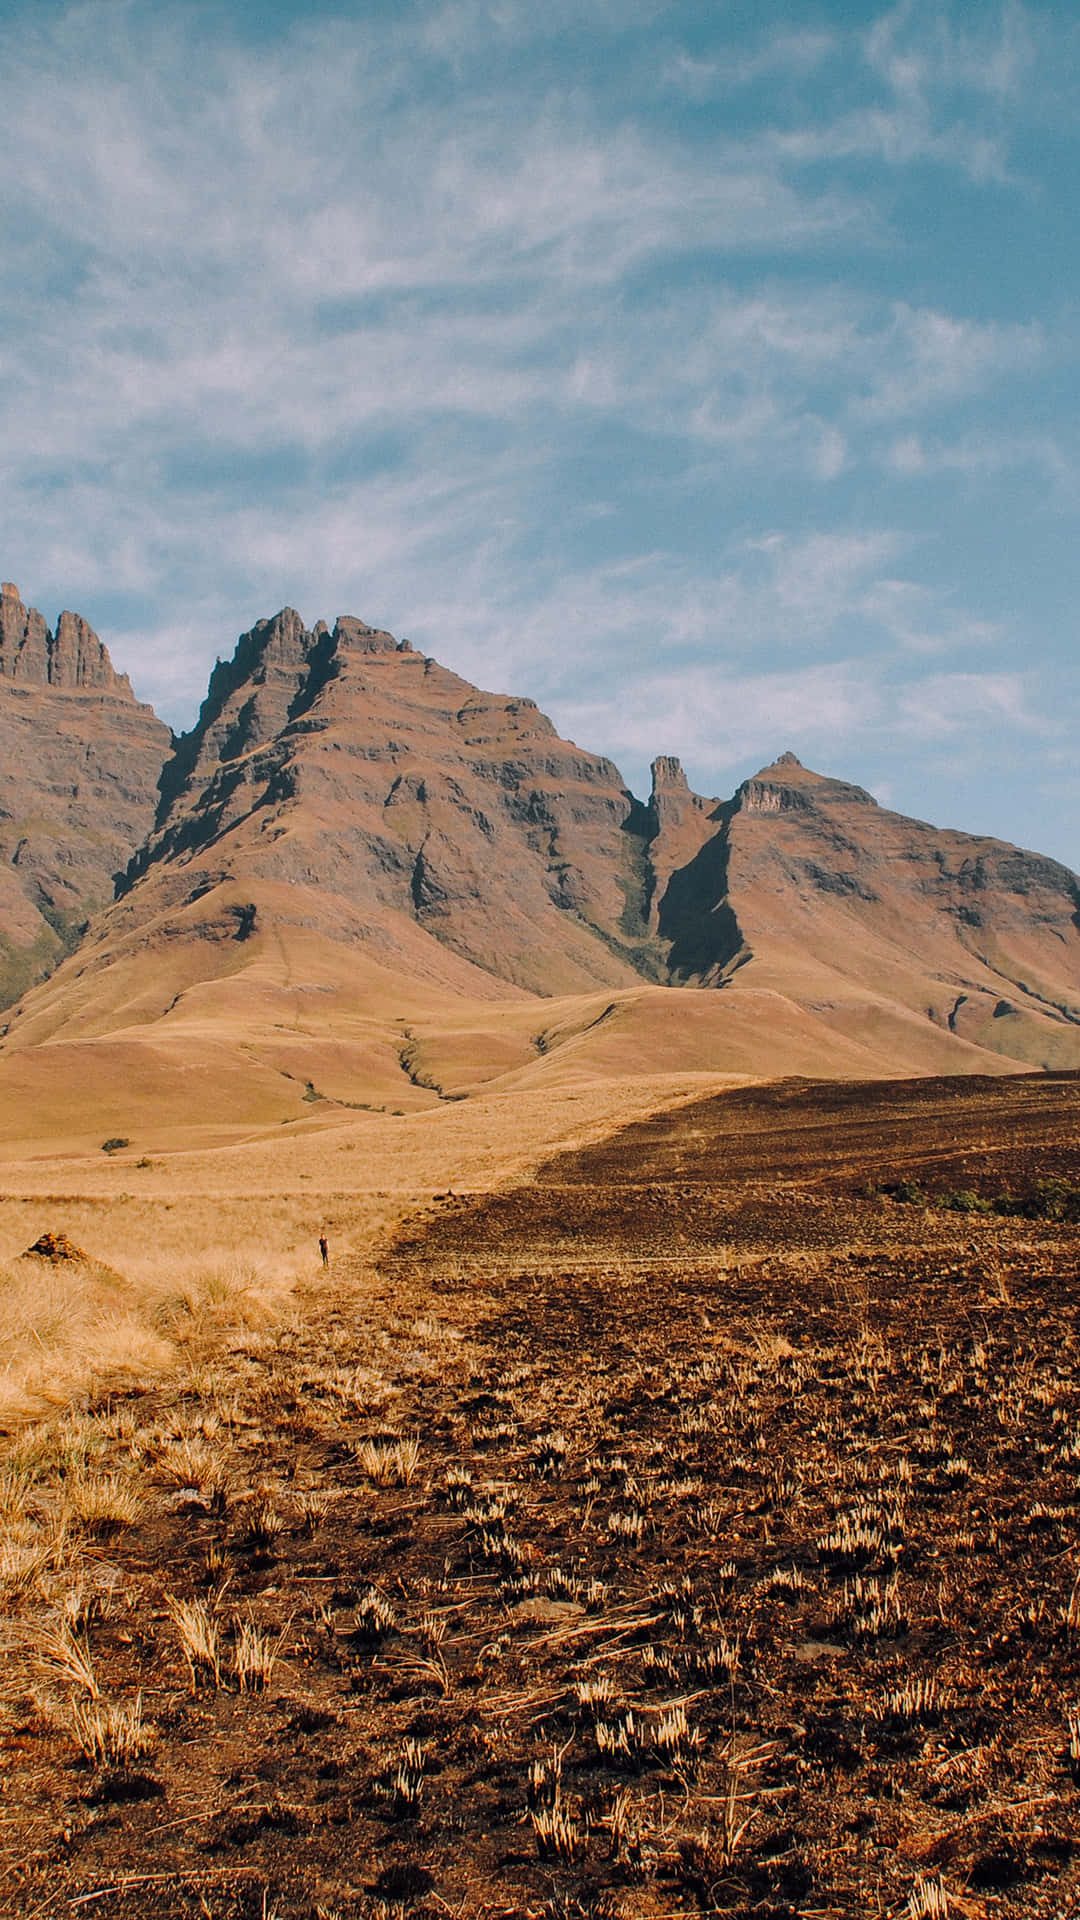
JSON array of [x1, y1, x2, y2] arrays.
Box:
[[0, 585, 171, 1007]]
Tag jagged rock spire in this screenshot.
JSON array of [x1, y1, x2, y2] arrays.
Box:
[[0, 583, 132, 693]]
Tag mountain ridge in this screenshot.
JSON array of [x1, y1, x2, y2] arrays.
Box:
[[1, 590, 1078, 1152]]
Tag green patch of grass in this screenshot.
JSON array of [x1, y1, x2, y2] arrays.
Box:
[[882, 1176, 1080, 1222]]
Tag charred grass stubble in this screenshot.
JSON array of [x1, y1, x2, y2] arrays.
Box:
[[0, 1167, 1077, 1916]]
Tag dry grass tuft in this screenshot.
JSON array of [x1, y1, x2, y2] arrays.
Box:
[[167, 1596, 224, 1691], [531, 1800, 585, 1862], [152, 1436, 230, 1499], [390, 1735, 426, 1807], [65, 1471, 141, 1534], [32, 1620, 100, 1696], [0, 1214, 311, 1423], [233, 1618, 284, 1692], [354, 1434, 421, 1486], [0, 1256, 173, 1423], [0, 1530, 56, 1602], [0, 1465, 34, 1520], [354, 1585, 396, 1639], [68, 1691, 150, 1767], [240, 1492, 287, 1550], [904, 1875, 952, 1919]]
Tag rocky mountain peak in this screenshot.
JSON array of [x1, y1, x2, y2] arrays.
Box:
[[739, 754, 878, 814], [155, 606, 334, 824], [332, 615, 408, 654], [0, 583, 133, 694], [117, 604, 681, 995], [51, 609, 127, 691], [249, 605, 310, 665], [651, 754, 689, 792], [648, 755, 701, 831], [0, 583, 49, 681]]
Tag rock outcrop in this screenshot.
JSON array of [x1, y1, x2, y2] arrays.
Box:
[[0, 582, 134, 690], [644, 756, 722, 937], [0, 584, 171, 1008]]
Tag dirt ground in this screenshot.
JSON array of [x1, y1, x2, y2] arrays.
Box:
[[1, 1072, 1079, 1918]]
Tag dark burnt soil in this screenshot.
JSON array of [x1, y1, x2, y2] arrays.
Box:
[[541, 1072, 1080, 1195], [394, 1070, 1080, 1263], [3, 1073, 1080, 1919]]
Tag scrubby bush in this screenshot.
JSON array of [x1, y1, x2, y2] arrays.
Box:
[[883, 1175, 1080, 1223], [886, 1179, 926, 1206], [937, 1188, 993, 1214]]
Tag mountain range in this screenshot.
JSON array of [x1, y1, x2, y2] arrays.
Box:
[[2, 583, 1078, 1154]]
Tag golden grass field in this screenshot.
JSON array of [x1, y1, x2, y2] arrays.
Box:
[[0, 1070, 741, 1425]]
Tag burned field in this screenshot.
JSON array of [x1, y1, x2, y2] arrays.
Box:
[[2, 1073, 1080, 1918]]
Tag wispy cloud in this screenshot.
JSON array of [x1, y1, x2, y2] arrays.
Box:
[[885, 428, 1071, 489], [769, 1, 1037, 182], [558, 660, 882, 781], [896, 669, 1046, 740], [852, 306, 1043, 420], [661, 30, 838, 99], [0, 0, 1076, 866], [863, 1, 1035, 108], [556, 654, 1052, 816]]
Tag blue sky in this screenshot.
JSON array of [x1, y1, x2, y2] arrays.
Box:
[[3, 0, 1079, 867]]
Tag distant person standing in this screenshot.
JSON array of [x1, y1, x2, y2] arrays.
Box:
[[318, 1232, 329, 1268]]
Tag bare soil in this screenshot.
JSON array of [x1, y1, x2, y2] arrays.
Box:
[[3, 1072, 1080, 1918]]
